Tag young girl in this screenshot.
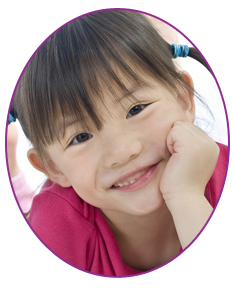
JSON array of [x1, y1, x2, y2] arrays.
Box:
[[8, 10, 228, 276]]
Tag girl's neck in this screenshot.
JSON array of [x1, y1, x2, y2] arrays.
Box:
[[101, 203, 181, 271]]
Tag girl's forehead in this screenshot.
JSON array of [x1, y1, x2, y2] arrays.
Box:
[[91, 78, 157, 116], [56, 82, 150, 133], [97, 69, 158, 98], [54, 68, 169, 142], [61, 75, 159, 121]]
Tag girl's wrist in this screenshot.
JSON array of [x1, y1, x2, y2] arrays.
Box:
[[165, 192, 213, 248], [163, 187, 206, 213]]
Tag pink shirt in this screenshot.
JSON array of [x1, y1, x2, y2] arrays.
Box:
[[27, 142, 228, 276]]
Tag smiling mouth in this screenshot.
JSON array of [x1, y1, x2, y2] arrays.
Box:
[[110, 164, 158, 191], [111, 166, 151, 188]]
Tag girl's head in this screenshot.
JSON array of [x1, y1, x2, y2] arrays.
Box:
[[12, 11, 197, 157], [11, 10, 208, 214]]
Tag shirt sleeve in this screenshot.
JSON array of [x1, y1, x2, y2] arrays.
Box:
[[11, 171, 36, 213], [28, 189, 97, 271], [205, 142, 228, 208]]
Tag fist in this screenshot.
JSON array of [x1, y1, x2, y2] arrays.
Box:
[[159, 121, 219, 204]]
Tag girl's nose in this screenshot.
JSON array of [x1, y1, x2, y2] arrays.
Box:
[[102, 132, 142, 169]]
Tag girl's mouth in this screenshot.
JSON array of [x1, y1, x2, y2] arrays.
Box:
[[110, 163, 159, 192]]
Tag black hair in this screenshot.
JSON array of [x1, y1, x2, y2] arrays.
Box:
[[11, 10, 212, 164]]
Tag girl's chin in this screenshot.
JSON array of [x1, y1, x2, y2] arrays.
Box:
[[123, 192, 165, 216]]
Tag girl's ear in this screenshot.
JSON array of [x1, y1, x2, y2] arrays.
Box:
[[177, 71, 195, 123], [27, 148, 71, 188]]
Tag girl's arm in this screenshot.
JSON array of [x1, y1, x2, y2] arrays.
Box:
[[11, 171, 35, 214], [7, 123, 36, 213], [7, 123, 21, 178], [165, 192, 213, 249], [160, 121, 219, 249]]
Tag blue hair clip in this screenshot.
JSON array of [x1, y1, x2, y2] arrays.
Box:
[[8, 112, 16, 125], [172, 44, 189, 59]]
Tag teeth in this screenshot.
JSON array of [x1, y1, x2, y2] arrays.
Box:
[[112, 166, 151, 188], [113, 179, 136, 187]]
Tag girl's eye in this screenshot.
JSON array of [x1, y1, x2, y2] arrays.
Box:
[[126, 104, 148, 118], [70, 133, 93, 145]]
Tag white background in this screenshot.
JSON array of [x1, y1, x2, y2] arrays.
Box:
[[1, 1, 233, 287]]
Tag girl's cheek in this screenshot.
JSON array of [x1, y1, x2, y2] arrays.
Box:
[[63, 150, 97, 180], [138, 110, 175, 158], [141, 110, 171, 138]]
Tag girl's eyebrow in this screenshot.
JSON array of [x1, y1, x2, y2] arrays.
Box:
[[58, 119, 82, 140], [118, 90, 137, 101], [64, 119, 81, 129], [118, 83, 152, 102]]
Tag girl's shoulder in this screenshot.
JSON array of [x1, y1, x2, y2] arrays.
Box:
[[216, 142, 229, 164], [29, 179, 97, 228], [214, 142, 229, 186], [27, 180, 133, 275], [205, 142, 229, 208], [28, 181, 99, 270]]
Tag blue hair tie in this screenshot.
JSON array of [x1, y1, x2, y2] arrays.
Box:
[[172, 44, 189, 58], [8, 113, 16, 125]]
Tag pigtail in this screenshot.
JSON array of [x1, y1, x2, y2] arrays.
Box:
[[8, 107, 17, 125], [168, 43, 211, 73], [167, 43, 211, 73], [187, 47, 211, 73], [10, 107, 17, 121]]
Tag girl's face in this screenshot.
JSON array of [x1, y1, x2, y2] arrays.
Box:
[[34, 74, 194, 216]]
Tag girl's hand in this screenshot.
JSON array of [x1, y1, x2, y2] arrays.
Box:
[[160, 121, 219, 205], [159, 121, 219, 248]]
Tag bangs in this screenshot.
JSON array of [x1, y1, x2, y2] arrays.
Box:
[[14, 10, 181, 150]]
